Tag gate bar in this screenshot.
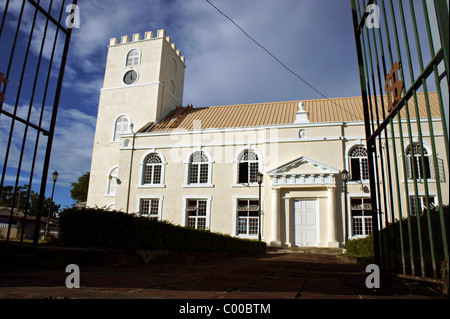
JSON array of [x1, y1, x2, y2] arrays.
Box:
[[351, 0, 381, 267], [367, 49, 444, 146]]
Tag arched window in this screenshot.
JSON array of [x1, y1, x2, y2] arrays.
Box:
[[126, 49, 140, 66], [406, 143, 431, 180], [238, 149, 259, 183], [107, 167, 118, 195], [349, 146, 369, 181], [113, 115, 129, 141], [143, 153, 163, 185], [188, 151, 209, 184]]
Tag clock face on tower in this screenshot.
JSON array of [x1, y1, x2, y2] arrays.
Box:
[[123, 70, 138, 85]]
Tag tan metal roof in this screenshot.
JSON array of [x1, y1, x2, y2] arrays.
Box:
[[147, 91, 441, 132]]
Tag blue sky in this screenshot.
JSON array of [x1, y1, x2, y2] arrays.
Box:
[[2, 0, 365, 209]]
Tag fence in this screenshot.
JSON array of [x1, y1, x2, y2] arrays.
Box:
[[351, 0, 449, 287], [0, 0, 76, 250]]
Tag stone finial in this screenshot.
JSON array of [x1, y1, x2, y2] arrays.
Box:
[[109, 38, 118, 46], [294, 101, 309, 124], [121, 35, 129, 44]]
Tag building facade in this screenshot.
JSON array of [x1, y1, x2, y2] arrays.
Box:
[[87, 30, 448, 247]]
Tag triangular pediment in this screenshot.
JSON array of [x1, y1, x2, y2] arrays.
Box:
[[267, 156, 340, 176]]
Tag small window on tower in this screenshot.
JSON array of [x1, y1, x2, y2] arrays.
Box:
[[126, 49, 140, 66]]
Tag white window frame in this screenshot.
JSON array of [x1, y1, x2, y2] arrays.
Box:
[[405, 142, 433, 181], [232, 195, 261, 239], [138, 150, 166, 188], [181, 195, 212, 230], [112, 114, 131, 142], [233, 147, 263, 187], [136, 195, 163, 220], [183, 149, 214, 188], [409, 193, 436, 216], [125, 48, 141, 67], [349, 197, 373, 238], [105, 166, 119, 196], [348, 145, 370, 182]]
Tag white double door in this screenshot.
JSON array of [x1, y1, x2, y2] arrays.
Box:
[[292, 199, 318, 247]]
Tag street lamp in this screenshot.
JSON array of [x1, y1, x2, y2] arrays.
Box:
[[256, 172, 263, 241], [45, 171, 58, 238], [341, 169, 349, 245]]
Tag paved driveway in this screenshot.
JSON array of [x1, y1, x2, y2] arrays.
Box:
[[0, 251, 444, 299]]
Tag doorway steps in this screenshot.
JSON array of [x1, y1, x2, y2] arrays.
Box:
[[267, 247, 345, 255]]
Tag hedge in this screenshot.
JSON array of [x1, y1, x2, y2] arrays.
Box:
[[345, 234, 374, 258], [345, 205, 449, 273], [59, 207, 266, 254]]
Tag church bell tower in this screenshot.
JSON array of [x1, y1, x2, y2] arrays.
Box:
[[99, 29, 186, 132], [86, 29, 186, 208]]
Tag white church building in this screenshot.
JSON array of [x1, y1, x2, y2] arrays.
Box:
[[86, 30, 448, 248]]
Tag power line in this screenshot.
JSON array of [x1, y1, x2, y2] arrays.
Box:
[[205, 0, 361, 121]]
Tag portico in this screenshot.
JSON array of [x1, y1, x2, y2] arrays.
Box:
[[267, 157, 341, 248]]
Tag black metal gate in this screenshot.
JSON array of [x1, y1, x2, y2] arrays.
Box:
[[0, 0, 76, 250], [351, 0, 449, 288]]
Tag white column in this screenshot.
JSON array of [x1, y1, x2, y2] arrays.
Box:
[[327, 186, 339, 247], [284, 197, 291, 247], [270, 187, 281, 247]]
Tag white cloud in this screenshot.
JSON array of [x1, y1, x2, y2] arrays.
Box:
[[0, 103, 95, 190], [49, 107, 97, 188], [174, 0, 360, 107], [2, 0, 363, 206]]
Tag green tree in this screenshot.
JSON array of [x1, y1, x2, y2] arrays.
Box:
[[70, 172, 90, 203], [29, 191, 60, 218], [0, 185, 31, 212], [0, 184, 59, 217]]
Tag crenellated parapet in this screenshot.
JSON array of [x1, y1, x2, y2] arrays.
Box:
[[109, 29, 185, 63]]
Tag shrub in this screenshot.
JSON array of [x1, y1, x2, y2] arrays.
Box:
[[59, 207, 266, 254], [345, 205, 449, 272], [345, 234, 374, 257]]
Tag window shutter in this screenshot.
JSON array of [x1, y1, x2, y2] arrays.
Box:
[[438, 158, 445, 182], [422, 156, 431, 179], [239, 163, 248, 183], [405, 156, 411, 179], [350, 158, 361, 181]]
